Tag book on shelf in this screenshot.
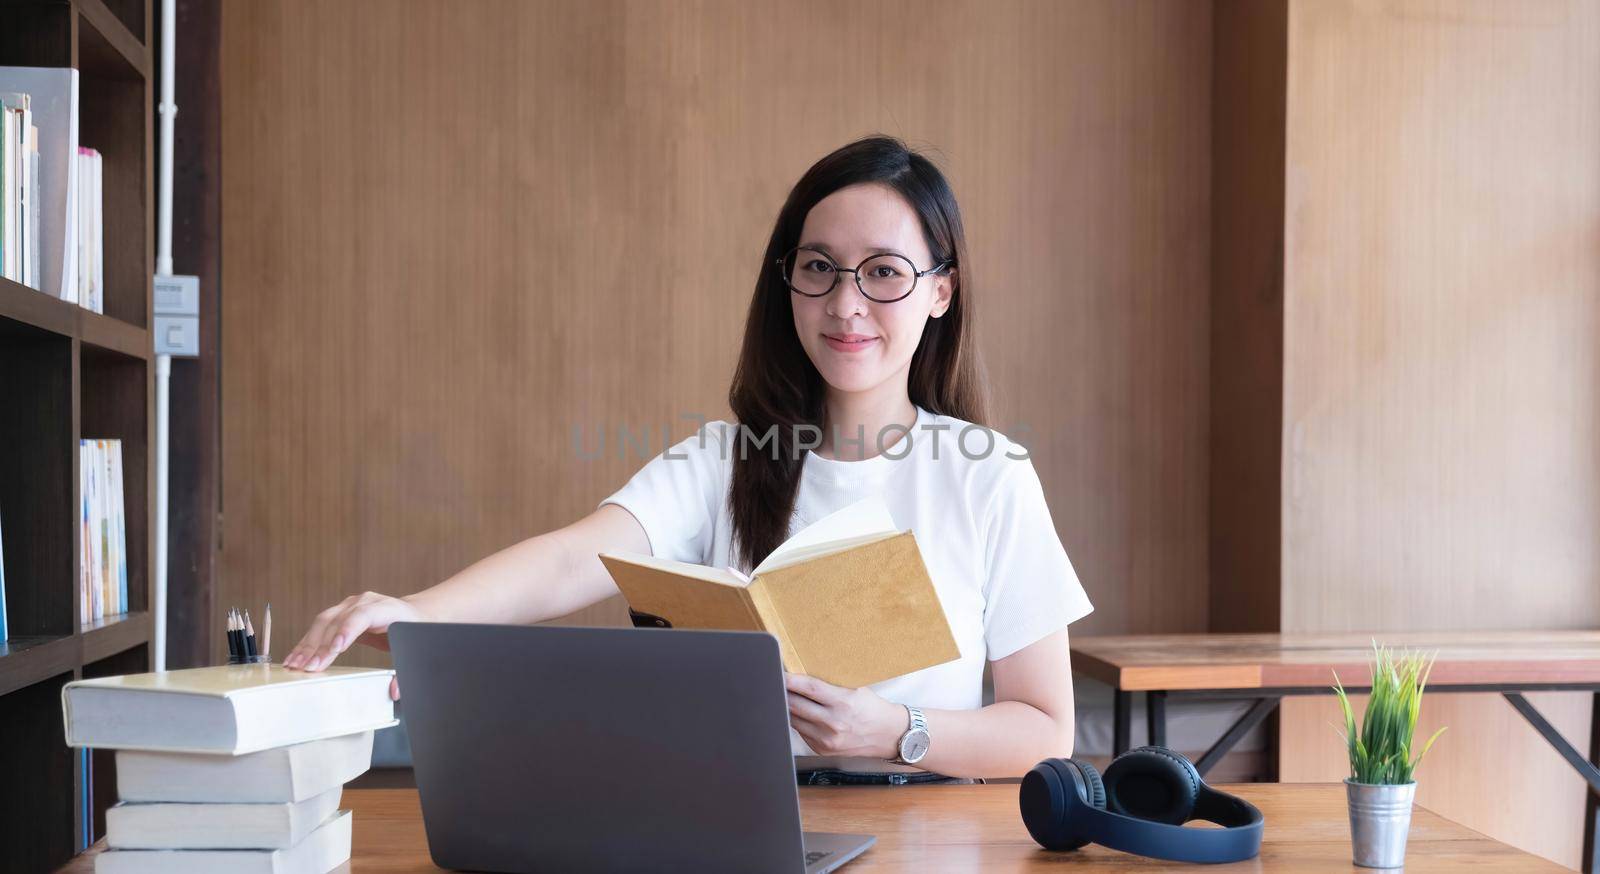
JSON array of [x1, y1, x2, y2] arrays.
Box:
[[80, 438, 128, 621], [81, 748, 93, 852], [94, 808, 352, 874], [27, 120, 38, 288], [110, 439, 127, 612], [115, 731, 375, 804], [0, 67, 76, 301], [598, 496, 960, 689], [106, 787, 343, 850], [0, 90, 40, 288], [62, 664, 398, 755], [0, 505, 7, 641], [80, 439, 97, 622], [92, 438, 105, 617], [75, 145, 101, 311]]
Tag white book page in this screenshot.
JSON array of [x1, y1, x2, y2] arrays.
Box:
[[751, 530, 901, 576], [751, 495, 898, 576], [603, 551, 750, 588]]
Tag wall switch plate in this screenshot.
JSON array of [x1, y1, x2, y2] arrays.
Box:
[[154, 315, 200, 356]]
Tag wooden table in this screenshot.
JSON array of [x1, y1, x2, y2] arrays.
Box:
[[57, 783, 1560, 871], [1071, 631, 1600, 871]]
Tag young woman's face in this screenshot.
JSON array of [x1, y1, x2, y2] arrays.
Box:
[[788, 183, 954, 399]]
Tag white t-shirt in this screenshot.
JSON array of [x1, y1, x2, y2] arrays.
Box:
[[598, 405, 1094, 755]]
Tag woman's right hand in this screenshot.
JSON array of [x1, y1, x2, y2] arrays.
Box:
[[283, 591, 422, 699]]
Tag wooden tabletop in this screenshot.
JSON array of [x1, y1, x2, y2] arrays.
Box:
[[1071, 630, 1600, 691], [58, 783, 1561, 871]]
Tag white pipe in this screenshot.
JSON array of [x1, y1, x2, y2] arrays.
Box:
[[153, 0, 176, 670], [154, 354, 170, 671], [156, 0, 175, 278]]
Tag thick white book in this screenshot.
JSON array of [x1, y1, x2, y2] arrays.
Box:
[[95, 808, 352, 874], [115, 731, 374, 804], [0, 67, 76, 301], [106, 786, 342, 850], [62, 664, 397, 754]]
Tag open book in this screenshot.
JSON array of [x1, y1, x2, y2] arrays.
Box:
[[599, 497, 960, 688]]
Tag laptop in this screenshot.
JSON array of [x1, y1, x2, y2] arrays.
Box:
[[388, 622, 876, 873]]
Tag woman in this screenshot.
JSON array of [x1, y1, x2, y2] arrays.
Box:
[[285, 136, 1092, 781]]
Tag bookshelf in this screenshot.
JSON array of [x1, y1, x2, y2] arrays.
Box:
[[0, 0, 152, 871]]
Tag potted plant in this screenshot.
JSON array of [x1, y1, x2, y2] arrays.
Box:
[[1333, 644, 1446, 869]]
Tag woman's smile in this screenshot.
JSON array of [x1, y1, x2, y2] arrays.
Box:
[[824, 332, 880, 353]]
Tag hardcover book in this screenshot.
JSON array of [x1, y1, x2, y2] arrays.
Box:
[[600, 497, 960, 688], [63, 665, 396, 755]]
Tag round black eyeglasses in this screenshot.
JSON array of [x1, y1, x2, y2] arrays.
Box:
[[775, 246, 953, 304]]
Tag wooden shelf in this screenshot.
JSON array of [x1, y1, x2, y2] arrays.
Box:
[[0, 277, 151, 358], [0, 276, 76, 338], [79, 308, 149, 359], [0, 0, 154, 865], [80, 611, 151, 664], [75, 0, 148, 80], [0, 615, 152, 697], [0, 635, 78, 697]]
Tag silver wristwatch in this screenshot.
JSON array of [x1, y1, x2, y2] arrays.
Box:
[[891, 705, 930, 765]]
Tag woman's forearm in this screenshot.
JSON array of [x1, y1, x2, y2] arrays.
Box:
[[786, 632, 1077, 779], [404, 504, 647, 626], [913, 701, 1073, 779], [402, 531, 575, 625]]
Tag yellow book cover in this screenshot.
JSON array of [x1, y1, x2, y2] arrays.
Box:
[[599, 497, 960, 688]]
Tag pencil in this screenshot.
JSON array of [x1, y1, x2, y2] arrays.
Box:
[[263, 603, 272, 661], [244, 610, 258, 659], [225, 609, 238, 662]]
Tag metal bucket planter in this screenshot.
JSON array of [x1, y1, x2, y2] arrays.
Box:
[[1346, 779, 1416, 868]]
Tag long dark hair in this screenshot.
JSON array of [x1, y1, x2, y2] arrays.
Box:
[[727, 136, 989, 570]]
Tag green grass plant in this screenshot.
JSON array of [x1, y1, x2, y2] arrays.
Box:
[[1333, 643, 1446, 785]]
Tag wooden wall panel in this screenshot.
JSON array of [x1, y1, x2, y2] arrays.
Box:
[[1278, 1, 1600, 867], [1208, 0, 1286, 634], [164, 0, 223, 670], [217, 0, 1214, 667]]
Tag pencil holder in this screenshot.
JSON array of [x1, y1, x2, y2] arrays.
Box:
[[227, 654, 272, 666]]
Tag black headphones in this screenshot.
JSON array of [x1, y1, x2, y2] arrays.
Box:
[[1019, 746, 1264, 864]]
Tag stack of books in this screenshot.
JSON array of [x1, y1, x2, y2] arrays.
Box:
[[62, 663, 397, 873]]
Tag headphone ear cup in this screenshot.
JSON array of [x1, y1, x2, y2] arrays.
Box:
[[1075, 759, 1107, 810], [1019, 758, 1106, 851], [1102, 746, 1200, 825]]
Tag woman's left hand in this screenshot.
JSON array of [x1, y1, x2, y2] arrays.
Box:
[[784, 672, 907, 758]]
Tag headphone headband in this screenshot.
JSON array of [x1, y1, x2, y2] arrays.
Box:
[[1071, 786, 1264, 864]]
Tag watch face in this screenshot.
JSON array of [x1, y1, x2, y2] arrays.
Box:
[[899, 728, 931, 764]]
